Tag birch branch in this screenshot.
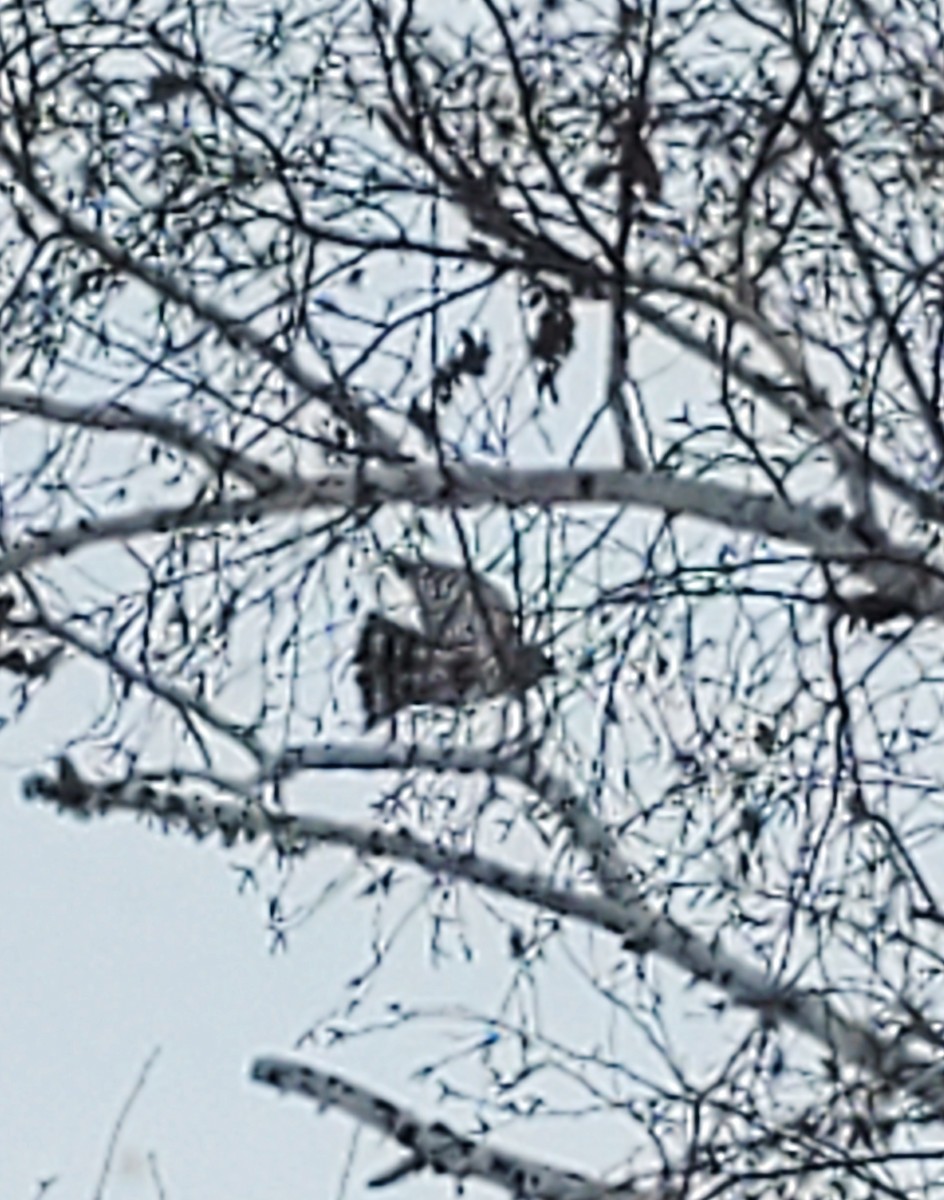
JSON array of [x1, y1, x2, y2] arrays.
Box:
[[249, 1056, 659, 1198], [0, 387, 290, 493], [377, 42, 930, 522], [15, 583, 270, 770], [22, 760, 944, 1119], [2, 463, 942, 618], [0, 133, 401, 461], [1, 81, 931, 537]]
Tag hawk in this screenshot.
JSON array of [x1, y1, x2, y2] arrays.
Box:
[[355, 557, 553, 727]]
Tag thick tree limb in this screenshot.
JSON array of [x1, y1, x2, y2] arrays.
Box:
[[249, 1056, 655, 1198], [2, 463, 942, 619], [23, 760, 944, 1119]]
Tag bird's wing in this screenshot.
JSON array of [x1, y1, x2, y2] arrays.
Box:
[[355, 611, 506, 725]]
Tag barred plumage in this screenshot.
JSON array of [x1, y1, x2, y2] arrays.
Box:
[[355, 559, 552, 727]]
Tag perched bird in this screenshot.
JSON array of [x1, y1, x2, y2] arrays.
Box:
[[387, 554, 516, 647], [355, 558, 553, 727]]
